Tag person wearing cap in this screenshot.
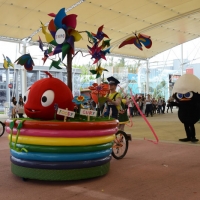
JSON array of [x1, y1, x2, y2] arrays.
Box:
[[105, 76, 122, 119]]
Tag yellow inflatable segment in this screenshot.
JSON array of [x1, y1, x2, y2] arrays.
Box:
[[9, 134, 115, 146]]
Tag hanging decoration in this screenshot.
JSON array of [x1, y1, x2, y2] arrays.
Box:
[[87, 25, 111, 65], [89, 64, 108, 78], [3, 55, 14, 69], [15, 54, 34, 71], [119, 32, 152, 50]]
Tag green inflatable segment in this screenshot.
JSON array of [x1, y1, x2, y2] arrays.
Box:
[[11, 142, 113, 153], [11, 162, 110, 181]]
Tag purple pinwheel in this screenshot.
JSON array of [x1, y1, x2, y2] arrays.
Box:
[[92, 25, 109, 41], [87, 25, 111, 64]]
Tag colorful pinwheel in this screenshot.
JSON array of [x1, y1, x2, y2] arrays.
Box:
[[72, 95, 90, 105], [87, 25, 111, 64], [91, 25, 109, 41], [119, 33, 152, 50], [49, 59, 62, 70], [41, 45, 53, 64], [90, 65, 108, 78], [41, 8, 82, 60], [3, 55, 14, 69], [15, 54, 34, 71], [38, 36, 44, 51], [89, 83, 109, 104], [88, 83, 109, 96]]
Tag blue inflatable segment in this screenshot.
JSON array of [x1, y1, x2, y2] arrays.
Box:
[[10, 148, 112, 162]]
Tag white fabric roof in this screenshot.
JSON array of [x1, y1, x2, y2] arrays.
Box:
[[1, 0, 200, 59]]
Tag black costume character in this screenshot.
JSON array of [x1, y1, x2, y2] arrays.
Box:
[[173, 91, 200, 142]]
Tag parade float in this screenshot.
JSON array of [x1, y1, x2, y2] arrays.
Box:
[[4, 6, 156, 181], [5, 8, 118, 181]]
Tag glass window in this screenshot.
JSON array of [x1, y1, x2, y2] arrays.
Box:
[[40, 71, 48, 79], [27, 71, 37, 87]]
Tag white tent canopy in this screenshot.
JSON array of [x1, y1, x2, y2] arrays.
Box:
[[0, 0, 200, 59]]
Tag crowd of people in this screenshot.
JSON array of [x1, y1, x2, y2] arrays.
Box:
[[10, 96, 24, 118], [127, 94, 175, 117]]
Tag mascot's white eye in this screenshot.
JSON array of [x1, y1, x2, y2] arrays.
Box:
[[24, 90, 30, 104], [41, 90, 55, 107], [176, 93, 183, 99], [184, 92, 193, 99]]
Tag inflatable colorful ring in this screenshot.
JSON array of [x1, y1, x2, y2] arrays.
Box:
[[10, 148, 112, 162], [6, 117, 118, 181], [9, 134, 115, 146], [11, 155, 112, 169], [11, 162, 110, 181], [6, 127, 118, 137], [11, 142, 113, 153], [6, 119, 118, 130]]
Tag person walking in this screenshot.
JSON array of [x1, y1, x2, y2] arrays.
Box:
[[16, 96, 24, 118], [157, 97, 163, 114], [162, 98, 166, 113], [146, 94, 153, 117], [128, 97, 134, 117], [10, 97, 17, 118], [167, 96, 174, 113], [105, 76, 121, 119]]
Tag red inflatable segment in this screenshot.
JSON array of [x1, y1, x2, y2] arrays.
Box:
[[6, 126, 118, 137], [5, 119, 118, 130]]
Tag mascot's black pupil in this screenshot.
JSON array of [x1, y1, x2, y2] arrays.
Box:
[[42, 96, 47, 102], [24, 96, 26, 102]]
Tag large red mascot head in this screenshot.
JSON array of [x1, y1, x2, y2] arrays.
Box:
[[24, 72, 74, 120]]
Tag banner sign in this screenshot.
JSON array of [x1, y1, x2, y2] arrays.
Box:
[[80, 109, 97, 117], [57, 108, 75, 118]]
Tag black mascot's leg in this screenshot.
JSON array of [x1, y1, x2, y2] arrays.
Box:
[[190, 124, 199, 142], [179, 123, 191, 142]]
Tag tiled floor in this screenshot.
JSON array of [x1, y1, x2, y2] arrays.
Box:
[[1, 111, 200, 200]]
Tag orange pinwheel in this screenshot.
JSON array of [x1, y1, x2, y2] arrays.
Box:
[[89, 83, 109, 96]]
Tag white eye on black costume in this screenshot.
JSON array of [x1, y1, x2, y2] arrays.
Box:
[[176, 93, 183, 99], [41, 90, 55, 107], [24, 90, 30, 104], [184, 92, 193, 98]]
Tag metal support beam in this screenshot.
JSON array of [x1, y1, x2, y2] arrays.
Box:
[[6, 68, 10, 103], [181, 44, 183, 75], [15, 69, 19, 99], [21, 44, 27, 96], [146, 59, 149, 95]]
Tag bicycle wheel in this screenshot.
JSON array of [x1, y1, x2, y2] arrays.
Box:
[[0, 121, 5, 137], [112, 130, 128, 159]]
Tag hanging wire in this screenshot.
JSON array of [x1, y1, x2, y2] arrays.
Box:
[[188, 45, 200, 66], [171, 48, 181, 63], [186, 38, 200, 59]]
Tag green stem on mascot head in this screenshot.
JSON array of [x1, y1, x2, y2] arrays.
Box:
[[78, 104, 81, 115], [97, 91, 100, 117], [14, 119, 25, 150], [9, 119, 17, 148]]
